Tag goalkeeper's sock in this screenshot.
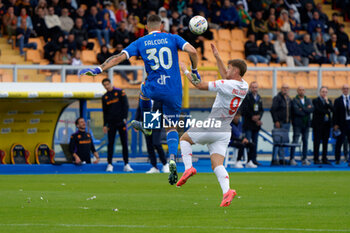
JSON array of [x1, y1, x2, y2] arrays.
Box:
[[167, 130, 179, 160], [214, 165, 230, 194], [180, 140, 193, 170]]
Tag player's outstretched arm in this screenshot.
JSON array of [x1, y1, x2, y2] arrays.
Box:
[[211, 43, 227, 79], [183, 43, 198, 69], [79, 52, 127, 76], [179, 62, 208, 90]]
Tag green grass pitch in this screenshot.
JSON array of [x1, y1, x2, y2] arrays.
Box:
[[0, 171, 349, 233]]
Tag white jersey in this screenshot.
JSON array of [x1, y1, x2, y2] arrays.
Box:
[[207, 79, 249, 129]]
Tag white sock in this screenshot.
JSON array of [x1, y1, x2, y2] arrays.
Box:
[[180, 140, 193, 170], [214, 165, 230, 194]]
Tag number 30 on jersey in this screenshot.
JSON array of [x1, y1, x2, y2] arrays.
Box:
[[146, 47, 173, 70]]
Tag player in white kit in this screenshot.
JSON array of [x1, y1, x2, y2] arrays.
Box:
[[178, 44, 248, 207]]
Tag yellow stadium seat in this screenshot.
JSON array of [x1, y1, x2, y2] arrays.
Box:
[[81, 76, 94, 83], [322, 76, 336, 89], [217, 40, 231, 52], [295, 76, 309, 88], [282, 76, 297, 89], [258, 76, 272, 89], [210, 29, 219, 41], [231, 29, 245, 41], [308, 76, 317, 89], [0, 72, 13, 82], [244, 75, 256, 84], [218, 29, 231, 41], [82, 50, 98, 64], [52, 74, 61, 82], [66, 75, 80, 82], [334, 76, 347, 88], [231, 52, 244, 60], [231, 40, 244, 52], [26, 49, 41, 63]]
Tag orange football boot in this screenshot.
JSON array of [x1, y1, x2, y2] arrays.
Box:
[[220, 189, 237, 207], [176, 167, 197, 187]]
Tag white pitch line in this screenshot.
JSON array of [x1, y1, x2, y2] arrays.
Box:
[[0, 223, 349, 232]]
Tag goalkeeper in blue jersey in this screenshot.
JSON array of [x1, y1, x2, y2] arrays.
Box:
[[79, 15, 199, 185]]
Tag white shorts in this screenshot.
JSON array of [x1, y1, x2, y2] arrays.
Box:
[[187, 130, 230, 156]]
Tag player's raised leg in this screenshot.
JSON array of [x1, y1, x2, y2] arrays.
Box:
[[177, 132, 197, 187], [211, 153, 236, 207]]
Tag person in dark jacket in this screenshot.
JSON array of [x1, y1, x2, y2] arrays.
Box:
[[259, 33, 278, 63], [241, 81, 264, 166], [69, 117, 99, 164], [249, 10, 268, 40], [70, 17, 93, 50], [245, 34, 269, 65], [299, 33, 320, 65], [16, 17, 37, 56], [336, 24, 349, 58], [86, 6, 106, 46], [101, 78, 133, 172], [290, 86, 314, 166], [97, 44, 112, 64], [333, 84, 350, 166], [135, 100, 169, 173], [270, 84, 292, 165], [326, 33, 347, 64], [312, 86, 333, 164], [285, 31, 306, 66], [113, 20, 133, 48], [220, 0, 240, 29]]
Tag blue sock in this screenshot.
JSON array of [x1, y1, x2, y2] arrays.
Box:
[[140, 95, 151, 120], [167, 130, 179, 160]]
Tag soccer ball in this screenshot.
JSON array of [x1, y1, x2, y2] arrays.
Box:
[[189, 16, 208, 35]]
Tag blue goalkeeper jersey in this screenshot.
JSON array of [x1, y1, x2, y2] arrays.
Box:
[[122, 31, 188, 96]]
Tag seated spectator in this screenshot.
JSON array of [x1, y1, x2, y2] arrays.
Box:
[[250, 11, 268, 40], [132, 15, 145, 39], [34, 0, 48, 16], [74, 7, 87, 24], [266, 14, 278, 40], [3, 6, 17, 44], [51, 0, 61, 16], [289, 8, 302, 33], [68, 50, 82, 75], [59, 8, 74, 35], [229, 112, 257, 168], [245, 34, 269, 64], [69, 117, 99, 164], [158, 7, 170, 32], [70, 17, 94, 50], [113, 20, 133, 48], [113, 43, 140, 85], [17, 8, 33, 30], [316, 3, 328, 24], [237, 1, 251, 27], [44, 35, 64, 63], [193, 0, 209, 17], [220, 0, 239, 29], [87, 6, 107, 47], [286, 31, 306, 66], [126, 14, 135, 33], [32, 7, 48, 41], [337, 24, 349, 58], [66, 33, 77, 55], [45, 6, 62, 41], [16, 17, 37, 56], [259, 33, 278, 63], [326, 33, 347, 64], [169, 11, 181, 27], [313, 34, 329, 64], [180, 6, 193, 29], [307, 11, 326, 36], [101, 11, 116, 48], [277, 9, 291, 34], [115, 1, 128, 23], [97, 45, 112, 64], [300, 2, 314, 29], [312, 24, 330, 42], [17, 0, 33, 16], [54, 44, 71, 65], [299, 34, 320, 65], [327, 13, 341, 35], [210, 9, 221, 29], [274, 33, 295, 67]]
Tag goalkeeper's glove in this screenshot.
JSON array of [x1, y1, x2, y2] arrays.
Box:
[[79, 67, 102, 76], [191, 67, 201, 85]]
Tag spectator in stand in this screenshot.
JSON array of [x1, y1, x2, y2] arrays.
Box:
[[169, 11, 181, 27], [290, 86, 314, 166], [66, 33, 76, 55], [266, 14, 278, 40], [327, 13, 341, 35], [126, 14, 135, 32], [277, 9, 291, 34], [3, 6, 17, 44], [241, 81, 264, 166], [101, 11, 116, 48], [245, 33, 269, 64], [177, 0, 187, 14], [17, 7, 33, 30], [315, 3, 328, 24], [220, 0, 240, 29], [259, 33, 278, 63], [59, 8, 74, 35], [210, 9, 221, 29], [51, 0, 61, 16], [313, 34, 329, 64], [247, 0, 263, 13], [300, 33, 321, 65], [132, 15, 145, 39], [128, 0, 144, 20], [32, 7, 48, 41], [180, 6, 193, 29], [337, 24, 349, 60], [44, 6, 62, 40], [300, 2, 314, 29], [70, 17, 93, 50], [286, 31, 306, 66], [69, 117, 99, 165], [312, 86, 333, 164], [97, 44, 112, 64], [289, 8, 302, 33], [193, 0, 209, 17], [307, 11, 326, 36], [113, 20, 133, 48], [69, 50, 82, 75], [87, 6, 107, 47], [311, 23, 330, 42], [274, 33, 295, 67], [158, 7, 170, 32], [16, 17, 37, 56], [54, 44, 71, 65], [250, 10, 268, 40], [237, 1, 251, 27], [34, 0, 48, 16], [115, 1, 128, 24], [326, 33, 347, 65], [270, 83, 292, 166], [229, 112, 257, 169], [44, 35, 64, 63], [112, 43, 140, 85], [333, 84, 350, 166], [74, 7, 87, 23]]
